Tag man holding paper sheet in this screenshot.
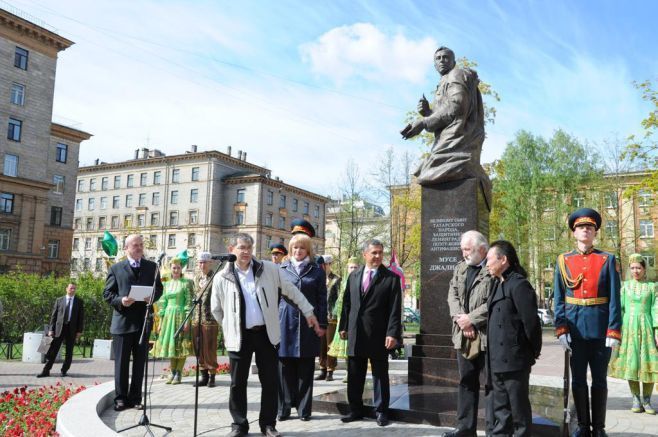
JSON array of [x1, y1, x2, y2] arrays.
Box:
[[103, 234, 163, 411]]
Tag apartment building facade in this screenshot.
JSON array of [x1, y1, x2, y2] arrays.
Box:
[[0, 7, 91, 274], [73, 147, 327, 275]]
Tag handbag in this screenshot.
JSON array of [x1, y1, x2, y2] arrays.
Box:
[[37, 335, 54, 354], [460, 332, 481, 360]]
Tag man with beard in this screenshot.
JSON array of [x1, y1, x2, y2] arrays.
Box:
[[443, 230, 492, 437]]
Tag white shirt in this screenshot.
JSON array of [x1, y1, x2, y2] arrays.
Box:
[[235, 262, 265, 329]]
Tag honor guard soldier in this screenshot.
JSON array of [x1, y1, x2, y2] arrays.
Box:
[[270, 243, 288, 264], [553, 208, 621, 437]]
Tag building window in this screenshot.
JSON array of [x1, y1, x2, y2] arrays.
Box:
[[153, 171, 161, 185], [189, 210, 198, 224], [72, 238, 80, 251], [170, 190, 178, 204], [95, 258, 103, 272], [138, 193, 146, 206], [303, 201, 309, 214], [111, 216, 119, 229], [100, 196, 107, 209], [89, 178, 97, 191], [84, 237, 92, 250], [150, 212, 159, 226], [190, 189, 198, 203], [235, 211, 245, 225], [98, 216, 107, 229], [86, 217, 93, 230], [77, 179, 85, 192], [88, 198, 95, 211], [604, 220, 618, 237], [640, 220, 654, 238], [83, 258, 91, 270], [113, 175, 121, 189], [14, 47, 28, 70], [279, 194, 286, 209], [265, 212, 273, 226], [47, 240, 59, 259], [314, 205, 320, 218], [237, 188, 246, 203], [71, 258, 78, 271], [7, 118, 22, 142], [74, 218, 81, 230], [3, 154, 18, 177], [292, 199, 298, 212], [140, 172, 147, 186], [149, 234, 158, 247], [125, 194, 133, 208], [168, 234, 176, 248], [642, 255, 656, 268], [53, 175, 64, 194], [10, 83, 25, 105], [279, 216, 286, 229], [191, 167, 200, 181], [101, 177, 108, 191], [152, 192, 160, 205], [56, 143, 68, 163], [170, 211, 179, 226], [265, 235, 272, 249], [137, 214, 145, 227], [638, 189, 653, 208], [572, 192, 585, 208], [604, 191, 617, 209], [126, 174, 134, 188], [172, 169, 180, 183], [96, 237, 103, 250], [188, 233, 196, 247], [50, 207, 62, 226], [75, 199, 82, 211], [267, 190, 273, 205], [124, 214, 133, 227], [1, 193, 14, 213], [112, 195, 120, 209]]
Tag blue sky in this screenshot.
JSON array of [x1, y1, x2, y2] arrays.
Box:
[[7, 0, 657, 198]]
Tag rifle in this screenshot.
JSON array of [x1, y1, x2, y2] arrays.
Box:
[[561, 350, 571, 437]]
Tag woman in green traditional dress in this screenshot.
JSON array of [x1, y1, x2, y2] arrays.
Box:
[[328, 257, 360, 383], [153, 257, 194, 384], [608, 254, 658, 414]]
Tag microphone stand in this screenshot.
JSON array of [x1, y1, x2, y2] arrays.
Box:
[[118, 258, 171, 435], [174, 260, 224, 437]]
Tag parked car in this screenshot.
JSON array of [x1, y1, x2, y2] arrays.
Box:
[[537, 308, 553, 326], [404, 307, 420, 323]]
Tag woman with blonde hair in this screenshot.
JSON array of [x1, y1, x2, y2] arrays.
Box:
[[153, 257, 194, 384], [277, 232, 327, 421], [609, 253, 658, 414]]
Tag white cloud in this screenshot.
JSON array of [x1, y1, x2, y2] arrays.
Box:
[[300, 23, 436, 85]]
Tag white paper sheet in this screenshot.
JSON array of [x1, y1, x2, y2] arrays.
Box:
[[128, 285, 153, 301]]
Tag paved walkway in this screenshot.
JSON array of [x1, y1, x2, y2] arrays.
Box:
[[1, 331, 656, 435]]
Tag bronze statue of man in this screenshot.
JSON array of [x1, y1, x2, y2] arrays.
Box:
[[401, 46, 490, 200]]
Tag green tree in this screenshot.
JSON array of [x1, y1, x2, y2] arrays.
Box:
[[625, 79, 658, 189], [491, 130, 602, 304]]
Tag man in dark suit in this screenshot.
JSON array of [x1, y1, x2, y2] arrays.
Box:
[[103, 234, 163, 411], [338, 239, 402, 427], [37, 282, 84, 378]]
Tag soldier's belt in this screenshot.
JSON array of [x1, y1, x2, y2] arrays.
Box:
[[565, 296, 609, 306]]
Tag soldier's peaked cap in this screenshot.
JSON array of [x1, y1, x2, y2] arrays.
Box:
[[568, 208, 601, 231]]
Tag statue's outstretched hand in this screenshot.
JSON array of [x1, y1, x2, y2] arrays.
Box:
[[400, 119, 425, 140]]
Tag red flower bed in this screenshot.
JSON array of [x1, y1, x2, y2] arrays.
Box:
[[0, 383, 86, 436]]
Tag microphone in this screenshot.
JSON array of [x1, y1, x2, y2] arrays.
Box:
[[211, 254, 237, 262], [157, 252, 166, 265]]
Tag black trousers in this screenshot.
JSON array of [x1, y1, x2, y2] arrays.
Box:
[[43, 324, 76, 373], [278, 357, 315, 418], [112, 331, 148, 405], [456, 352, 485, 433], [490, 369, 532, 437], [571, 338, 610, 389], [347, 356, 390, 414], [228, 329, 278, 432]]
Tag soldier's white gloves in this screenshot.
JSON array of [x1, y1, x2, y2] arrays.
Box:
[[558, 333, 572, 353], [605, 338, 620, 348]]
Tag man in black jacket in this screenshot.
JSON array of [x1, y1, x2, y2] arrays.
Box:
[[339, 239, 402, 427], [103, 234, 163, 411], [37, 282, 84, 378], [485, 241, 542, 437]]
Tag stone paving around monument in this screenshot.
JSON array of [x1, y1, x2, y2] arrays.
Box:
[[0, 331, 656, 436]]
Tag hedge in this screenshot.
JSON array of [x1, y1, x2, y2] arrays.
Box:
[[0, 272, 112, 343]]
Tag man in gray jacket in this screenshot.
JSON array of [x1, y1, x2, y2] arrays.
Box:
[[211, 233, 321, 437], [444, 230, 492, 437]]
